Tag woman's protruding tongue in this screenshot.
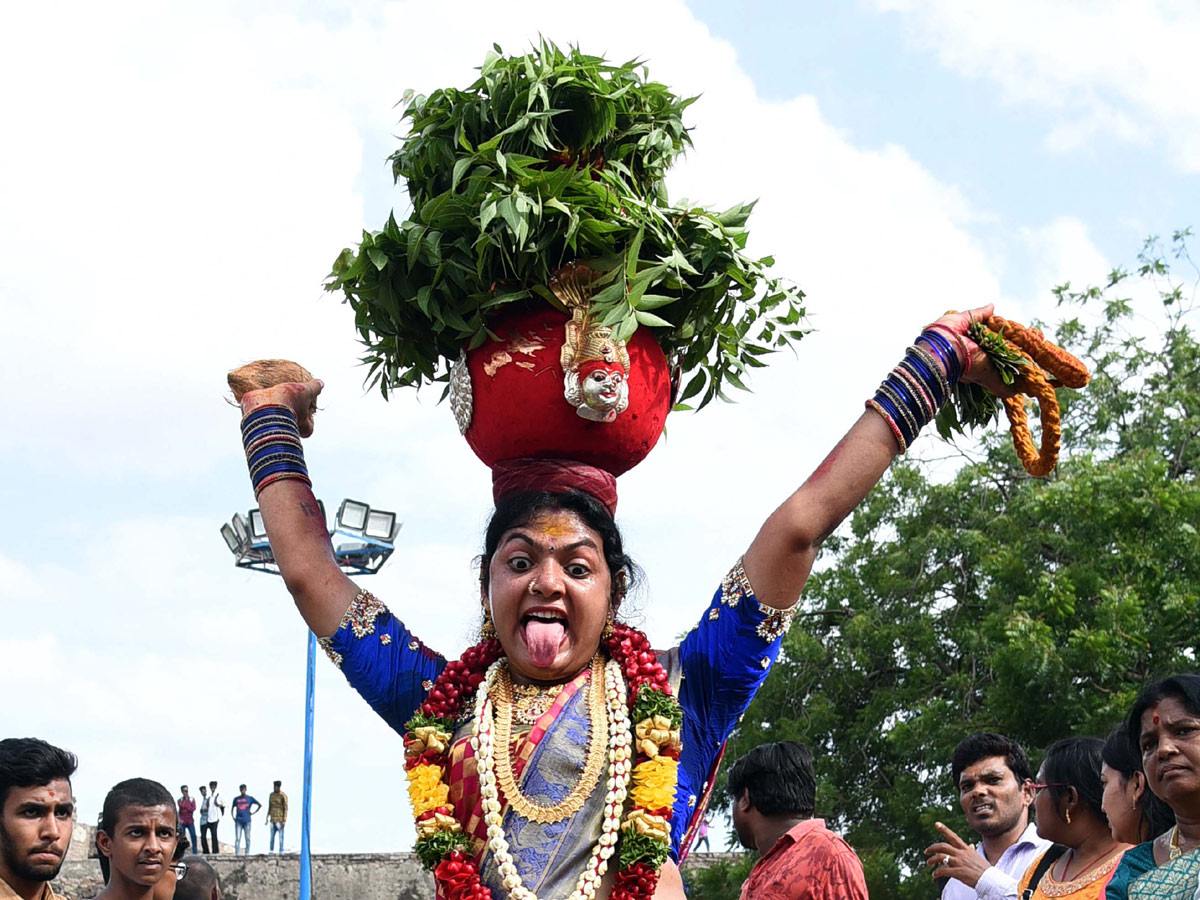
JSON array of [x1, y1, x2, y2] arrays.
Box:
[[523, 619, 566, 668]]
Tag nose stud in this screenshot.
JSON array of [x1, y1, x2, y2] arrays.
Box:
[[529, 578, 539, 595]]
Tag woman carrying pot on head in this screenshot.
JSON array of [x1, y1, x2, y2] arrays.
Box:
[[1107, 674, 1200, 900], [1017, 737, 1130, 900], [1101, 724, 1175, 847], [231, 300, 1014, 899]]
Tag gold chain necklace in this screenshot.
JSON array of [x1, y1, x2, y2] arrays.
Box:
[[491, 656, 608, 825]]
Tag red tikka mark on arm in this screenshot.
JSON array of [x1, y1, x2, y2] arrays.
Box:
[[805, 438, 849, 486]]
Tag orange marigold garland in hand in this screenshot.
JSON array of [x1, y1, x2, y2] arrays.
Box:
[[936, 314, 1090, 477]]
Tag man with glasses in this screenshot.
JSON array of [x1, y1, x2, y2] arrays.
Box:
[[171, 856, 221, 900], [926, 732, 1051, 900]]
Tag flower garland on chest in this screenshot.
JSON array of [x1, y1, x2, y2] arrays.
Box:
[[403, 624, 682, 900]]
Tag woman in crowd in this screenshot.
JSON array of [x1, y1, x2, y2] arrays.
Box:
[[1018, 737, 1129, 899], [1101, 725, 1174, 846], [1107, 675, 1200, 900]]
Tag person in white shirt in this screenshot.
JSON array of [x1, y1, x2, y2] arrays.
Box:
[[926, 732, 1053, 899], [199, 781, 223, 855]]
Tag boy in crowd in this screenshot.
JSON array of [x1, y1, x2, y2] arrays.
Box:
[[94, 779, 179, 900]]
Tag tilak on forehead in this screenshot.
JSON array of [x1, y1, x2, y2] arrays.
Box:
[[528, 511, 584, 540]]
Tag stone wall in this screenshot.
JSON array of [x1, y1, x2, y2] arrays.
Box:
[[53, 853, 433, 900], [52, 852, 739, 900]]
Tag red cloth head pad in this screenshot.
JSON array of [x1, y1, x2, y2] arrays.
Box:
[[458, 306, 671, 477], [491, 458, 618, 516]]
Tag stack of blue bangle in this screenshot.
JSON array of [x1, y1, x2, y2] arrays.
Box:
[[866, 329, 964, 453], [241, 405, 310, 497]]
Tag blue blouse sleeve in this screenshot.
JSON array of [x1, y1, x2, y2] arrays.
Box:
[[317, 589, 448, 735], [668, 558, 798, 858]]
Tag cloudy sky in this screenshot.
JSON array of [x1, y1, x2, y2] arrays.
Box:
[[2, 0, 1196, 855]]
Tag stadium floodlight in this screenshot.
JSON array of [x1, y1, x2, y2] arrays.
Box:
[[364, 508, 397, 540], [231, 513, 250, 547], [223, 498, 398, 576], [249, 509, 268, 541], [220, 523, 240, 554], [336, 499, 370, 532]]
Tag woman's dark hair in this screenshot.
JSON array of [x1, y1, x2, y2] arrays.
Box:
[[951, 732, 1033, 788], [1126, 674, 1200, 749], [100, 778, 177, 835], [480, 490, 640, 606], [0, 737, 78, 808], [1041, 736, 1106, 824], [726, 741, 816, 818], [1102, 725, 1175, 840]]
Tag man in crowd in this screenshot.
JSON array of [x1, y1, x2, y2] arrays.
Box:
[[729, 741, 868, 900], [926, 732, 1051, 899], [265, 782, 287, 854], [94, 778, 178, 900], [199, 782, 222, 856], [196, 787, 211, 854], [229, 786, 260, 856], [172, 856, 221, 900], [175, 787, 196, 860], [0, 738, 78, 900]]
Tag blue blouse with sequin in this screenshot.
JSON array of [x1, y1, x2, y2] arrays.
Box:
[[318, 560, 795, 860]]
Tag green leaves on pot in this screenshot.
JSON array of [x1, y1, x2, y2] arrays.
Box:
[[325, 39, 807, 407]]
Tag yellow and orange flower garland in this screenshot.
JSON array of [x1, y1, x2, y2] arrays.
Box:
[[404, 624, 683, 900], [980, 315, 1091, 477]]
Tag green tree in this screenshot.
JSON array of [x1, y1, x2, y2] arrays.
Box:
[[701, 231, 1200, 899]]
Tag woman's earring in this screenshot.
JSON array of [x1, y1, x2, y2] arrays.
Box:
[[601, 611, 615, 640], [481, 611, 497, 640], [1064, 808, 1071, 825]]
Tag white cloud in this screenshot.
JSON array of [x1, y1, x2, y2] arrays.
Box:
[[877, 0, 1200, 170], [0, 0, 1127, 853]]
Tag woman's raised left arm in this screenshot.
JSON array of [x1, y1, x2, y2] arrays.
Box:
[[743, 303, 1012, 610]]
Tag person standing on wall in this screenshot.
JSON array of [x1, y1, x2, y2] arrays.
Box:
[[264, 781, 287, 854]]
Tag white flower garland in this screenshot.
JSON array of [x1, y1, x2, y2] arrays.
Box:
[[471, 658, 631, 900]]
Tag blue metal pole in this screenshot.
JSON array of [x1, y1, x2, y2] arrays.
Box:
[[299, 629, 316, 900]]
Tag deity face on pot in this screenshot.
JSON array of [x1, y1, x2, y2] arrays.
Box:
[[484, 510, 613, 684], [564, 361, 629, 423]]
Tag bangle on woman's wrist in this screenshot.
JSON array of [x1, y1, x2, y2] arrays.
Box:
[[921, 323, 973, 376], [866, 334, 964, 453], [866, 399, 908, 453], [241, 405, 311, 498]]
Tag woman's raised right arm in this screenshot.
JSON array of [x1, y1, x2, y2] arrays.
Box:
[[235, 376, 356, 637]]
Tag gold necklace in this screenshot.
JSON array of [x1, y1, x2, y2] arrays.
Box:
[[491, 656, 608, 825], [510, 681, 566, 726]]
